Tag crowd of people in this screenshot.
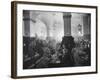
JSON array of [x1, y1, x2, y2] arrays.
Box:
[[23, 36, 91, 69]]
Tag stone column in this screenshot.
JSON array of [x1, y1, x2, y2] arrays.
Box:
[[83, 14, 91, 40], [62, 12, 75, 52], [23, 10, 31, 56], [63, 12, 71, 36], [61, 12, 75, 66], [23, 10, 30, 37]]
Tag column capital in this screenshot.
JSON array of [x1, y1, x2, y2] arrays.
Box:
[[63, 12, 72, 18]]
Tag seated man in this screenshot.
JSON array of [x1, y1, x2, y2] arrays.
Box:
[[60, 36, 75, 67]]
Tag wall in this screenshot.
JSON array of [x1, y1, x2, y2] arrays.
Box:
[[71, 13, 84, 37], [0, 0, 99, 80]]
